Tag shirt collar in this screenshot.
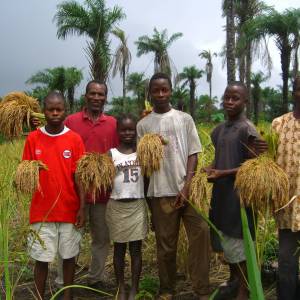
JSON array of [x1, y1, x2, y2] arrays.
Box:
[[82, 108, 108, 123], [225, 112, 246, 127]]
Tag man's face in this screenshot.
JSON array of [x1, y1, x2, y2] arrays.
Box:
[[85, 83, 107, 114], [223, 85, 246, 117], [149, 79, 172, 110]]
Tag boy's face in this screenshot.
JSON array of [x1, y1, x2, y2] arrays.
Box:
[[150, 79, 172, 110], [293, 78, 300, 104], [118, 118, 136, 145], [85, 83, 107, 114], [44, 97, 65, 126], [223, 85, 247, 117]]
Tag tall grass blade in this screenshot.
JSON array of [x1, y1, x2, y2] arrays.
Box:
[[241, 206, 264, 300]]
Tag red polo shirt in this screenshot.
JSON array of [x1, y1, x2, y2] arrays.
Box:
[[65, 109, 119, 203]]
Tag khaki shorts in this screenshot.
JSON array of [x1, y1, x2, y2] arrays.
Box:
[[28, 222, 82, 262], [220, 232, 246, 264]]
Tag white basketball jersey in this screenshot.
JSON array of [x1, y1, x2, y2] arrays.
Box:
[[110, 148, 144, 200]]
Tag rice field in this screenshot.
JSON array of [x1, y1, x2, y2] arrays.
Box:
[[0, 125, 278, 299]]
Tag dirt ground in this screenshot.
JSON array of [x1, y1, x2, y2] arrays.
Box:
[[11, 254, 277, 300]]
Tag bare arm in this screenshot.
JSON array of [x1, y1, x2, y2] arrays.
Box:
[[174, 153, 198, 208], [75, 183, 86, 228]]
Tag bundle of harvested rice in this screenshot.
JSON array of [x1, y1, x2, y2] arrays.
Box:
[[75, 153, 115, 201], [235, 155, 289, 211], [15, 160, 48, 195], [137, 133, 166, 177], [0, 92, 44, 138], [189, 170, 210, 212]]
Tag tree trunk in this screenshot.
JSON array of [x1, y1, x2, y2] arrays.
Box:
[[209, 80, 212, 122], [226, 0, 236, 83], [122, 64, 126, 111], [245, 43, 252, 118], [190, 81, 196, 120], [67, 87, 75, 113], [292, 37, 299, 80], [281, 41, 292, 114]]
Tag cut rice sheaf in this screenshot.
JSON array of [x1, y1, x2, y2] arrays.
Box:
[[75, 153, 115, 202], [15, 160, 48, 195], [0, 91, 44, 138], [235, 155, 289, 211], [137, 133, 166, 177]]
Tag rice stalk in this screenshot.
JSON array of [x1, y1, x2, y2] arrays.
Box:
[[137, 133, 165, 177], [0, 92, 42, 138], [75, 153, 115, 202], [189, 171, 210, 212], [14, 160, 48, 195], [235, 155, 289, 212], [259, 128, 279, 160]]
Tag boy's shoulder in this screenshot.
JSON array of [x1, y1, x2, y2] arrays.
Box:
[[66, 127, 83, 140], [26, 128, 42, 140], [212, 118, 257, 136], [137, 108, 192, 125]]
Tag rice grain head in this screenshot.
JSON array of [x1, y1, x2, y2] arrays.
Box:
[[189, 170, 211, 212], [14, 160, 48, 195], [75, 153, 115, 202], [0, 92, 42, 138], [235, 155, 289, 211], [137, 133, 165, 177]]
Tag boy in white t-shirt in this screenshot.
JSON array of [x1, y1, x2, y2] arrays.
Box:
[[137, 73, 210, 300]]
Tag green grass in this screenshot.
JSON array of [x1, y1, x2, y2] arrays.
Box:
[[0, 123, 278, 299]]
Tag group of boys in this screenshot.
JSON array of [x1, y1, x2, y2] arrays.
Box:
[[25, 73, 300, 300]]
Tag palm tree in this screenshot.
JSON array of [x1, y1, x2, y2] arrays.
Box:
[[126, 72, 148, 112], [65, 67, 84, 111], [222, 0, 236, 83], [54, 0, 125, 81], [177, 66, 204, 120], [244, 8, 300, 113], [135, 28, 183, 76], [199, 50, 217, 101], [172, 86, 189, 111], [235, 0, 272, 118], [26, 66, 83, 111], [111, 28, 132, 100], [251, 71, 268, 125]]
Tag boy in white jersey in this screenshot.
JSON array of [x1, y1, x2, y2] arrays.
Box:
[[137, 73, 210, 300], [106, 114, 148, 300]]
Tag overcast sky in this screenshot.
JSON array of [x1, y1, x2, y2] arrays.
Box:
[[0, 0, 299, 102]]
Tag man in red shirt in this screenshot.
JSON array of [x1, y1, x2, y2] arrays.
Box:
[[24, 91, 85, 300], [62, 80, 118, 287]]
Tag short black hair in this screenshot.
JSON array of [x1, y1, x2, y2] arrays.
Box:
[[116, 113, 137, 129], [293, 76, 300, 92], [149, 72, 172, 90], [85, 80, 108, 95], [226, 81, 248, 99], [43, 90, 65, 108]]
